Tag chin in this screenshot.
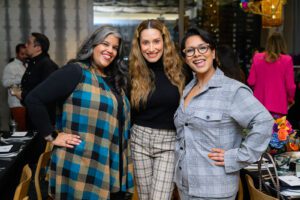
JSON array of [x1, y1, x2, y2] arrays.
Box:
[[146, 57, 160, 63], [194, 67, 209, 74]]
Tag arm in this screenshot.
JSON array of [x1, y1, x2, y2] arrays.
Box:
[[285, 56, 296, 104], [247, 56, 257, 88], [210, 87, 273, 172], [1, 63, 20, 87], [25, 63, 82, 146]]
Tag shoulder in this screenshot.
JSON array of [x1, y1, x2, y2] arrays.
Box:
[[60, 63, 83, 76], [3, 61, 14, 70], [40, 55, 58, 68], [49, 58, 59, 69], [279, 54, 293, 62], [222, 75, 252, 94], [3, 60, 20, 70], [253, 52, 265, 61]]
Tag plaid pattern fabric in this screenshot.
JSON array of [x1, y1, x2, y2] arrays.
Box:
[[178, 186, 236, 200], [130, 124, 175, 200], [174, 68, 273, 198], [49, 62, 134, 199]]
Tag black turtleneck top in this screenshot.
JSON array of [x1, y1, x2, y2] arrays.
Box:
[[131, 59, 180, 130]]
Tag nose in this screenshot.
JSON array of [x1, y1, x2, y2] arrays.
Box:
[[194, 48, 201, 57], [106, 45, 113, 53], [149, 43, 154, 52]]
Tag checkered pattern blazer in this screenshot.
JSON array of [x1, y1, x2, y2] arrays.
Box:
[[49, 62, 134, 199], [174, 68, 273, 198]]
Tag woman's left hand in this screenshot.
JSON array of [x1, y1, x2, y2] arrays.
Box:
[[208, 148, 225, 166], [52, 132, 81, 148]]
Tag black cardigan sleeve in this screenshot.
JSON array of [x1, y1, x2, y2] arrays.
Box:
[[25, 63, 82, 137]]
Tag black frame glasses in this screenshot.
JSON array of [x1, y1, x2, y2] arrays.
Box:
[[183, 44, 211, 57]]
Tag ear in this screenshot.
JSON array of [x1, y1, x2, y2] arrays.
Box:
[[212, 49, 216, 59], [35, 45, 42, 53]]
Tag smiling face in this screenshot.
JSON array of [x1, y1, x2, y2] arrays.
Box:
[[139, 28, 164, 63], [92, 34, 119, 72], [184, 35, 215, 77]]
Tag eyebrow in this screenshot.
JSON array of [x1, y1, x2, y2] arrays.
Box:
[[186, 43, 208, 48], [102, 40, 119, 48], [141, 36, 161, 41]]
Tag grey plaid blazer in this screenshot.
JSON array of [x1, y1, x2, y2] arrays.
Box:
[[174, 68, 273, 198]]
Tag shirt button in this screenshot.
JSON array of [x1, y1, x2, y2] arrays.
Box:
[[179, 166, 182, 170], [206, 115, 210, 119], [180, 147, 183, 150], [185, 123, 188, 126]]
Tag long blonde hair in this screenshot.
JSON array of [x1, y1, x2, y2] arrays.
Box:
[[129, 19, 185, 109], [265, 32, 287, 63]]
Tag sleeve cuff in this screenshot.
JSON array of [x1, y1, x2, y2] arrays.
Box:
[[44, 135, 54, 141], [224, 148, 248, 173]]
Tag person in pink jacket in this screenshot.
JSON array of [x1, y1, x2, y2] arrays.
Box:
[[247, 32, 296, 116]]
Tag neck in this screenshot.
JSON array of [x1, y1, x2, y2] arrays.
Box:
[[91, 62, 106, 77], [146, 57, 163, 69], [31, 51, 43, 58], [195, 67, 215, 87]]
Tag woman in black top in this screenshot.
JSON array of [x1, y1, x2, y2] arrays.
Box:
[[129, 19, 186, 200]]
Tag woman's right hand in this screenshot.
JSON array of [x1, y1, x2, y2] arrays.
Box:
[[52, 132, 81, 148]]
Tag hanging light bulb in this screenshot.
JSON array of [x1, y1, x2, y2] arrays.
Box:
[[261, 0, 284, 28], [240, 0, 286, 27], [271, 4, 275, 10]]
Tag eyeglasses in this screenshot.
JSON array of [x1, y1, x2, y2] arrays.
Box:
[[183, 44, 211, 57]]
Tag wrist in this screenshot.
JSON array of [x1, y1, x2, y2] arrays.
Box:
[[45, 130, 58, 141]]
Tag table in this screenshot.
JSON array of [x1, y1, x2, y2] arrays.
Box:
[[0, 131, 37, 199], [242, 161, 300, 200]]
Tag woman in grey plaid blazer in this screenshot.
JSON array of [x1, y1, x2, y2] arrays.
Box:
[[174, 27, 274, 200]]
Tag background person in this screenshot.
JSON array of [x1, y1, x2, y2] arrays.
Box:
[[25, 25, 134, 199], [2, 43, 27, 130], [11, 32, 59, 164], [247, 32, 296, 117], [129, 19, 186, 200], [216, 44, 245, 83], [19, 32, 58, 130], [174, 27, 273, 200]]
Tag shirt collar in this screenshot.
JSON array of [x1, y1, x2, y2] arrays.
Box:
[[30, 52, 48, 62], [14, 58, 23, 65]]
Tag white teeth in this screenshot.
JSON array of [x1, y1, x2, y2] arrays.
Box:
[[194, 60, 204, 64], [103, 54, 111, 59]]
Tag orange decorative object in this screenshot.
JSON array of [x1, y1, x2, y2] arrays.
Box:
[[261, 0, 284, 28], [287, 142, 299, 151], [278, 129, 289, 141]]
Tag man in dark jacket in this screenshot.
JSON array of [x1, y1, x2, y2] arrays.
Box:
[[13, 32, 58, 163], [19, 32, 58, 128]]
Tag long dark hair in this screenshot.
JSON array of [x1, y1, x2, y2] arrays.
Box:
[[71, 25, 128, 94], [216, 45, 245, 83]]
